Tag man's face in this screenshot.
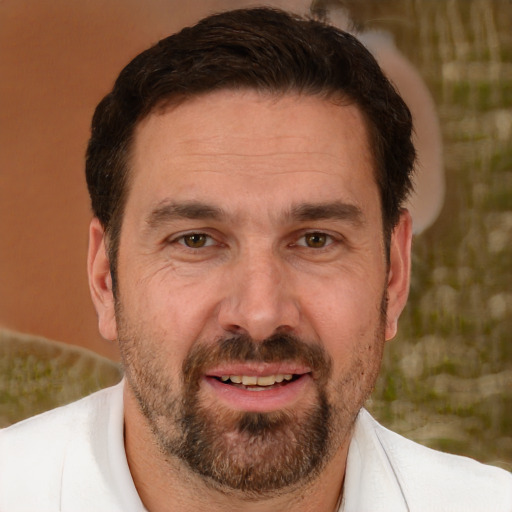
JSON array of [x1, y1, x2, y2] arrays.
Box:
[[89, 90, 411, 495]]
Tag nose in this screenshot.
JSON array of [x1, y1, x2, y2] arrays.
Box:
[[217, 248, 300, 341]]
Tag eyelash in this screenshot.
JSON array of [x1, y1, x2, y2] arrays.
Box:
[[174, 232, 217, 249], [294, 232, 335, 249], [169, 230, 339, 252]]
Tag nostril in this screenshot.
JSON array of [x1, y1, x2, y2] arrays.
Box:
[[222, 323, 245, 337], [217, 280, 300, 341]]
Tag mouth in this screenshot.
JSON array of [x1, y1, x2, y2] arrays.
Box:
[[214, 373, 302, 391], [203, 366, 313, 412]]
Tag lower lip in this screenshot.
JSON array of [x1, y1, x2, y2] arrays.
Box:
[[203, 374, 313, 413]]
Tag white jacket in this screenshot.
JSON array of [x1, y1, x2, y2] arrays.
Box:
[[0, 382, 510, 511]]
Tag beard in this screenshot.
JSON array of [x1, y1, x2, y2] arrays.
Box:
[[116, 304, 386, 497]]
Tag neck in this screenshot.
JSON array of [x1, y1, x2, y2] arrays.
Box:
[[123, 386, 349, 512]]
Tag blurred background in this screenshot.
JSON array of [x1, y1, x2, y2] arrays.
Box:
[[0, 0, 510, 469]]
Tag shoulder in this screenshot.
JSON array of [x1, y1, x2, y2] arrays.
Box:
[[0, 382, 124, 511], [360, 410, 512, 511], [0, 380, 123, 445]]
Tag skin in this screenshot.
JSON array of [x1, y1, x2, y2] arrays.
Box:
[[88, 90, 412, 512]]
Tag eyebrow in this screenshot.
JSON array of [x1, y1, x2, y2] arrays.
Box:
[[290, 201, 364, 225], [145, 199, 364, 230], [145, 201, 224, 229]]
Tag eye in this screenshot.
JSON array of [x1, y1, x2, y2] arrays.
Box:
[[297, 232, 333, 249], [179, 233, 214, 248]]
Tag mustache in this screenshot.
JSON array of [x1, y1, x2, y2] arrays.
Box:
[[182, 332, 332, 388]]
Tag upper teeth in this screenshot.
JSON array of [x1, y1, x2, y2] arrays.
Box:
[[221, 374, 294, 386]]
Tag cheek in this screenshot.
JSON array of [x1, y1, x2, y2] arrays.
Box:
[[298, 278, 386, 379], [120, 270, 221, 352], [302, 276, 384, 334]]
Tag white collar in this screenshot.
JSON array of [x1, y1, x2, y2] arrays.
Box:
[[339, 409, 408, 512]]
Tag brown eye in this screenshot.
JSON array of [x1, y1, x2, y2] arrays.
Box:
[[182, 234, 209, 248], [304, 232, 328, 248]]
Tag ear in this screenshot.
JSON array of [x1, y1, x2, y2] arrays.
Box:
[[385, 209, 413, 341], [87, 217, 118, 341]]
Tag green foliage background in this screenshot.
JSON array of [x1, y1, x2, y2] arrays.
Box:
[[346, 0, 512, 470]]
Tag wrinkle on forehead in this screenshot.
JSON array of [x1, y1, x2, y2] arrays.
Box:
[[134, 91, 368, 156], [184, 168, 344, 177], [166, 147, 360, 179], [179, 133, 310, 146], [170, 128, 363, 157]]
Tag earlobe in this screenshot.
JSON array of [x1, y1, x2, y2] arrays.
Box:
[[88, 217, 118, 341], [385, 209, 413, 341]]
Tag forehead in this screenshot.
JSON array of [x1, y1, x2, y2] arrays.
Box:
[[127, 90, 378, 216]]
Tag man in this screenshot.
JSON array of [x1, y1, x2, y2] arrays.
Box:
[[1, 7, 510, 512]]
